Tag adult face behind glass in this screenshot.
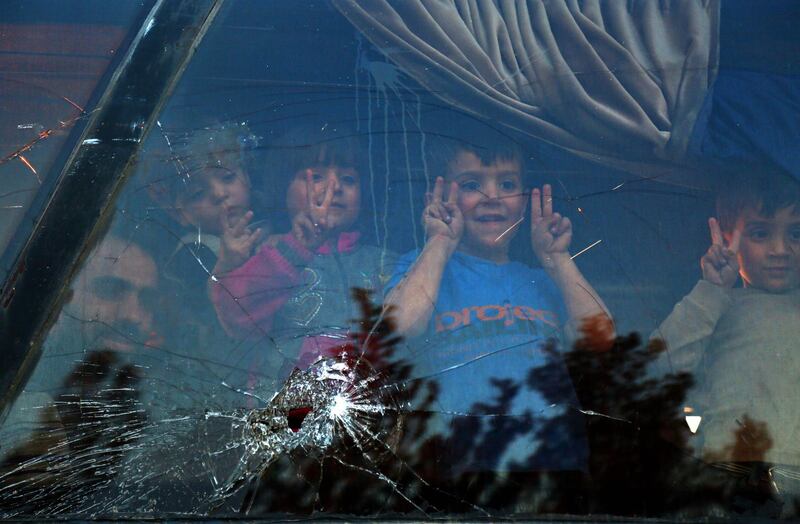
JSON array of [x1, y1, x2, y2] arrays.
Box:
[[63, 236, 161, 353]]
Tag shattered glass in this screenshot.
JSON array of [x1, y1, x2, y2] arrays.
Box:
[[1, 0, 800, 520]]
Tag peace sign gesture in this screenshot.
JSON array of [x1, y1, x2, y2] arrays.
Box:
[[701, 217, 742, 288], [306, 169, 335, 230], [217, 210, 264, 273], [423, 176, 463, 250], [290, 169, 336, 249], [530, 184, 572, 269]]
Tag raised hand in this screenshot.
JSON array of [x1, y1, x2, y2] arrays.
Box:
[[701, 217, 741, 288], [290, 169, 336, 249], [216, 210, 263, 273], [531, 184, 572, 269], [423, 176, 463, 251], [306, 169, 335, 232]]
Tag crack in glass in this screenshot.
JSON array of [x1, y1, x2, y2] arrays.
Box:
[[2, 1, 799, 519]]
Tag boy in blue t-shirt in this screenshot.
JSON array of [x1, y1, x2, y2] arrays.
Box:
[[385, 137, 611, 476]]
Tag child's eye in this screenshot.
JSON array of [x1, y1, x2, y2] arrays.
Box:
[[459, 180, 480, 192], [748, 228, 769, 241], [340, 174, 357, 186], [187, 188, 205, 202], [310, 172, 325, 182], [789, 228, 800, 242], [222, 171, 237, 182], [500, 180, 518, 192]]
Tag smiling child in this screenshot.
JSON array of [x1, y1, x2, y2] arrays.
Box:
[[384, 130, 611, 477]]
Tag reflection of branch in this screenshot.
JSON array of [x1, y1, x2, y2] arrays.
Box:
[[0, 110, 89, 184]]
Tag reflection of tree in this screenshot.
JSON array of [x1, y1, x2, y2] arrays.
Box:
[[0, 297, 792, 518], [531, 319, 713, 516], [0, 351, 146, 516], [707, 414, 774, 463], [534, 315, 791, 518], [243, 293, 590, 515], [243, 303, 789, 518]]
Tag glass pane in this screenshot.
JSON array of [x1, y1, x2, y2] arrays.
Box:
[[1, 0, 798, 519], [0, 0, 150, 276]]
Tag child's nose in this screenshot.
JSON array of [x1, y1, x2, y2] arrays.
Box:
[[210, 180, 228, 201], [482, 183, 500, 201], [770, 235, 789, 255], [326, 170, 342, 192]]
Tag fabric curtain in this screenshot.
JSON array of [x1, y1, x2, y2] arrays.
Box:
[[334, 0, 720, 173]]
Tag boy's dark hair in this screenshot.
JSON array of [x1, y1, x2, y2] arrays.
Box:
[[427, 115, 542, 263], [259, 122, 365, 232], [429, 118, 527, 178], [716, 166, 800, 233]]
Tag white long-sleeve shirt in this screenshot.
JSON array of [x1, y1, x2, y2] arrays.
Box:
[[653, 280, 800, 466]]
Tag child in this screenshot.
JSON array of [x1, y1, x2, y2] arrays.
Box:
[[384, 134, 611, 476], [145, 122, 261, 359], [209, 124, 393, 378], [655, 170, 800, 467], [148, 123, 260, 289]]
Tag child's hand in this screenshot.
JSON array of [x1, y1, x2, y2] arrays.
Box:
[[290, 170, 336, 249], [423, 176, 463, 252], [216, 210, 263, 273], [701, 217, 741, 288], [531, 184, 572, 269]]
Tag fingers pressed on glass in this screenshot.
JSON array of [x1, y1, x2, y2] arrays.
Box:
[[233, 210, 253, 236], [447, 181, 458, 205], [432, 176, 444, 202], [531, 188, 542, 221], [542, 184, 553, 216], [555, 215, 571, 236], [430, 203, 448, 222], [305, 169, 316, 208], [249, 227, 263, 245], [709, 217, 723, 246], [321, 177, 335, 209], [425, 203, 440, 220]]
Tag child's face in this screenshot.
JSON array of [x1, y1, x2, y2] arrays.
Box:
[[176, 167, 251, 236], [735, 205, 800, 293], [446, 151, 526, 261], [286, 165, 360, 233]]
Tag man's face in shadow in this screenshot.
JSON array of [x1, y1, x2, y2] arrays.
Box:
[[65, 237, 160, 352]]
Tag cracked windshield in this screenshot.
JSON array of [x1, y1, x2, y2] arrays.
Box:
[[1, 0, 799, 519]]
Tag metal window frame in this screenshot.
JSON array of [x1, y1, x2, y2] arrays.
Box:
[[0, 0, 225, 419]]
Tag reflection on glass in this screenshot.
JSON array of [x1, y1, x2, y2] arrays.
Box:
[[1, 0, 799, 519], [0, 1, 148, 266]]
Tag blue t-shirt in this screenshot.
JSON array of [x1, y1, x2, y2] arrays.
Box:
[[386, 250, 587, 474]]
